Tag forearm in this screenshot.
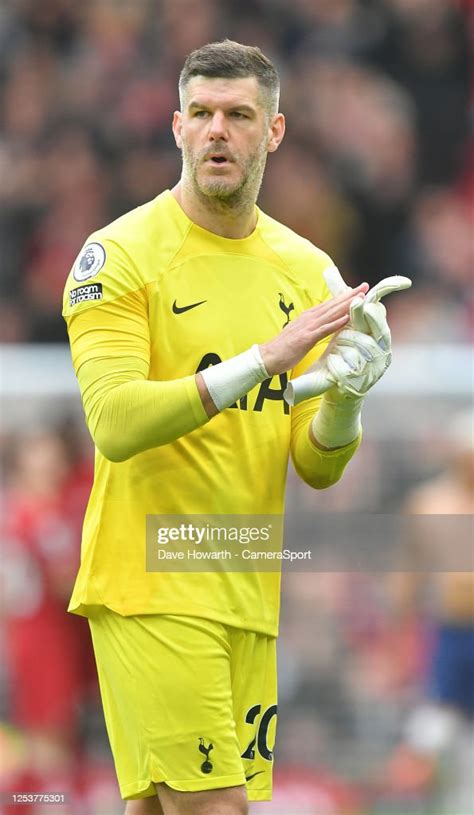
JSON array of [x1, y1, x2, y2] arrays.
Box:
[[291, 399, 361, 489], [79, 357, 209, 462], [78, 343, 272, 460], [80, 346, 269, 459]]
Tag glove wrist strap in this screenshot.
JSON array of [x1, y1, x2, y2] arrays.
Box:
[[311, 391, 364, 449]]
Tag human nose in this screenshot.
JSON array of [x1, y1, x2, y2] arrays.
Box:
[[208, 111, 228, 141]]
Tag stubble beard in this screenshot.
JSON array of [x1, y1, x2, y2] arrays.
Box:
[[182, 141, 268, 215]]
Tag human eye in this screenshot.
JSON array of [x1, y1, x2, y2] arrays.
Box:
[[193, 109, 209, 118], [230, 110, 248, 119]]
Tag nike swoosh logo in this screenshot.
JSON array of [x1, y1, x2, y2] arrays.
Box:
[[172, 299, 207, 314], [245, 771, 264, 782]]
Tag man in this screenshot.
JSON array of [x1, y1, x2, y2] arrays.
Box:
[[63, 40, 402, 815]]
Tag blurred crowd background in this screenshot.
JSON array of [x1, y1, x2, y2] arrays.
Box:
[[0, 0, 473, 813], [0, 0, 473, 342]]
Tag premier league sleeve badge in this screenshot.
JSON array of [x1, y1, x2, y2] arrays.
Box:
[[73, 242, 107, 281]]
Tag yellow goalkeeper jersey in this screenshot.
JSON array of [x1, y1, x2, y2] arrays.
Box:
[[63, 190, 359, 636]]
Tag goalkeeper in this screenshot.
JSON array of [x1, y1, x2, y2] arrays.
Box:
[[63, 39, 410, 815]]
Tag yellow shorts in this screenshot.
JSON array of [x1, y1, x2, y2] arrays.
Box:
[[88, 609, 277, 802]]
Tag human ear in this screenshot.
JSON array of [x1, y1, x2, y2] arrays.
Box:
[[267, 113, 285, 153], [172, 111, 183, 149]]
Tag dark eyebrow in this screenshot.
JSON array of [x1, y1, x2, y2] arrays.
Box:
[[188, 101, 208, 110], [229, 104, 257, 115], [188, 100, 257, 115]]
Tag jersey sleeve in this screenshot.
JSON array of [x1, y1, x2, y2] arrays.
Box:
[[63, 236, 208, 462], [63, 236, 150, 370], [289, 255, 361, 489]]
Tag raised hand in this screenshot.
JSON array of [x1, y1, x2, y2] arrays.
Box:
[[259, 280, 369, 377], [284, 267, 411, 406]]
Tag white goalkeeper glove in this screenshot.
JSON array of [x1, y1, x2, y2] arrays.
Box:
[[284, 269, 411, 405], [323, 324, 391, 400], [284, 268, 411, 449]]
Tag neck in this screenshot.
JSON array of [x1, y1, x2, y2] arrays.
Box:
[[171, 181, 258, 239]]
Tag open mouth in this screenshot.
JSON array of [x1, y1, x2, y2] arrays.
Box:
[[206, 154, 231, 165]]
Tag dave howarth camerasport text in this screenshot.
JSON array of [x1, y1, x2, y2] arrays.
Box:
[[156, 548, 312, 561]]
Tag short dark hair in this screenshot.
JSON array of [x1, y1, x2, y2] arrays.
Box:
[[179, 40, 280, 114]]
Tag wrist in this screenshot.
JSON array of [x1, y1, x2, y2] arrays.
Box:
[[258, 341, 278, 376], [195, 373, 220, 418], [199, 344, 269, 412], [311, 390, 364, 449]]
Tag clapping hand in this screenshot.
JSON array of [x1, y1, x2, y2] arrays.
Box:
[[284, 268, 412, 406]]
